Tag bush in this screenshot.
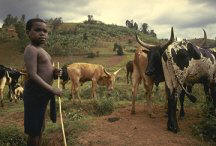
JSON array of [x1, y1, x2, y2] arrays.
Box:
[[86, 52, 96, 58], [0, 124, 27, 146], [192, 100, 216, 142], [92, 97, 114, 116]]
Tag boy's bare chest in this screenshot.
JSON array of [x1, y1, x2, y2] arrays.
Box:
[[37, 49, 52, 64]]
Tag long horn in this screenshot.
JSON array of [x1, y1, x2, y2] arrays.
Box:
[[6, 71, 12, 84], [201, 28, 207, 48], [104, 69, 111, 76], [113, 68, 121, 76], [162, 27, 175, 49], [135, 34, 156, 50]]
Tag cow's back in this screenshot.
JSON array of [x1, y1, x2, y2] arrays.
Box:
[[134, 48, 148, 76], [164, 41, 216, 84], [67, 63, 104, 82]]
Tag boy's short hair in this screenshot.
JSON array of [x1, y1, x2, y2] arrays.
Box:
[[26, 18, 46, 31]]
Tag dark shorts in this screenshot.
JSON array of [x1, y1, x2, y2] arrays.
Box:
[[23, 81, 53, 137]]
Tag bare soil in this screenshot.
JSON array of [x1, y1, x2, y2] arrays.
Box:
[[78, 103, 209, 146]]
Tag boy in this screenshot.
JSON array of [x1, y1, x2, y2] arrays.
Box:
[[23, 18, 62, 146]]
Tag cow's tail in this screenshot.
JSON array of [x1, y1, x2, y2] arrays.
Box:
[[174, 74, 197, 103]]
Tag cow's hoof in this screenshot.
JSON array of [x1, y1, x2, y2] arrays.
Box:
[[131, 110, 136, 115], [167, 125, 180, 133], [149, 113, 156, 118]]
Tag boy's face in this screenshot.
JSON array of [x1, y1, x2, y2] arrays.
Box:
[[28, 22, 48, 45]]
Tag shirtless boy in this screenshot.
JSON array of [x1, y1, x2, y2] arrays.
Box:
[[23, 18, 62, 146]]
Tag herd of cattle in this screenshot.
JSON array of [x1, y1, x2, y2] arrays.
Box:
[[0, 27, 216, 133]]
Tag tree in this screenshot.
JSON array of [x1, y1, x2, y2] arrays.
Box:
[[2, 14, 18, 28], [141, 23, 149, 34], [88, 15, 93, 22], [47, 17, 63, 31], [20, 14, 25, 23], [125, 20, 133, 28], [133, 22, 138, 30], [149, 29, 157, 38]]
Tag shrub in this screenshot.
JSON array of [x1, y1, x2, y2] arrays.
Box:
[[86, 52, 96, 58], [0, 124, 27, 146], [92, 97, 114, 116], [192, 100, 216, 142]]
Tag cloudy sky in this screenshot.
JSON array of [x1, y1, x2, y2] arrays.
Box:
[[0, 0, 216, 39]]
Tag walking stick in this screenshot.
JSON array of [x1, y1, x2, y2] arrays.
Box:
[[57, 62, 67, 146]]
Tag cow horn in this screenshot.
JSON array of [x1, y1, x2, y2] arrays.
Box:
[[6, 71, 12, 84], [113, 68, 121, 76], [135, 34, 156, 50], [162, 27, 175, 49], [202, 28, 207, 48], [104, 69, 111, 76]]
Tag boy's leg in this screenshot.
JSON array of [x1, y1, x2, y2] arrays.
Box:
[[27, 117, 45, 146]]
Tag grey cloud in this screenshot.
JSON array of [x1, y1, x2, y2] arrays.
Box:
[[153, 5, 216, 29], [0, 0, 91, 23], [189, 0, 216, 7]]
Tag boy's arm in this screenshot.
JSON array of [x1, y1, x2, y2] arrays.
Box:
[[24, 46, 55, 94]]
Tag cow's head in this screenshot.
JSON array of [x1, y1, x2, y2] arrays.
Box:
[[98, 68, 121, 90], [60, 66, 69, 89], [136, 27, 174, 79], [9, 69, 25, 90]]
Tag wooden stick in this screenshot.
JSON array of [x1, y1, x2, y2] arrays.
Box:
[[57, 62, 67, 146]]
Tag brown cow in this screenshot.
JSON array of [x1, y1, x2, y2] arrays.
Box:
[[131, 48, 156, 117], [66, 63, 121, 100], [126, 60, 133, 84]]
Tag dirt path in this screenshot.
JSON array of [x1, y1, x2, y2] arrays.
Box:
[[78, 103, 208, 146], [106, 55, 124, 67]]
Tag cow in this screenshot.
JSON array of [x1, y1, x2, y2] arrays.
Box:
[[131, 34, 174, 117], [126, 60, 133, 84], [60, 65, 69, 89], [13, 84, 24, 101], [140, 27, 216, 133], [65, 63, 121, 100], [0, 65, 25, 106]]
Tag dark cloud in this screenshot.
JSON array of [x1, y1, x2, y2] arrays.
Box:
[[189, 0, 216, 7], [0, 0, 91, 23], [153, 12, 216, 29], [153, 0, 216, 29]]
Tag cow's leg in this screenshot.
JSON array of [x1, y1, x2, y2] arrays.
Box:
[[210, 83, 216, 114], [129, 72, 132, 84], [131, 68, 141, 114], [179, 89, 185, 119], [126, 71, 129, 84], [167, 86, 181, 133], [70, 83, 75, 100], [0, 77, 7, 107], [143, 77, 154, 117], [74, 82, 81, 101], [0, 89, 4, 107], [91, 79, 97, 99], [162, 59, 180, 133]]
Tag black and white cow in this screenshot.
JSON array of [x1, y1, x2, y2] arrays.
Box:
[[0, 65, 24, 106], [138, 28, 216, 133], [136, 28, 196, 118]]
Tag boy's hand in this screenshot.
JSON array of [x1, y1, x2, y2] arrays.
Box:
[[53, 88, 62, 97], [53, 68, 62, 79]]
